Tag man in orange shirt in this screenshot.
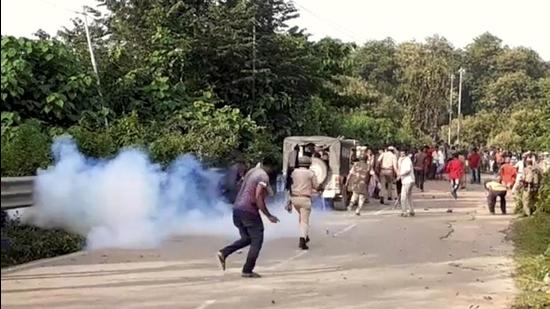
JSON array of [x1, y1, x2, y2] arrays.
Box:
[[500, 157, 517, 189]]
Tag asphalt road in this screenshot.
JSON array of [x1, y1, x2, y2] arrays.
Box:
[[1, 180, 517, 309]]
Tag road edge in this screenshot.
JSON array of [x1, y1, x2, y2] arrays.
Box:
[[1, 250, 87, 275]]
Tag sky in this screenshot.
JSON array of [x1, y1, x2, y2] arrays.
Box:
[[1, 0, 549, 60]]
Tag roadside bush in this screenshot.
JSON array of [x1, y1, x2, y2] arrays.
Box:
[[511, 171, 550, 309], [1, 216, 84, 268], [511, 214, 550, 309], [340, 111, 427, 149], [1, 120, 51, 176], [149, 132, 193, 165], [244, 130, 281, 166], [109, 112, 149, 149], [0, 105, 268, 176], [66, 125, 116, 158]]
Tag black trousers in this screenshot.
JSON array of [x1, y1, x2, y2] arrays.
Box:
[[396, 179, 402, 196], [471, 167, 481, 184], [414, 169, 425, 190], [428, 163, 437, 179], [220, 209, 264, 273], [487, 190, 507, 214]]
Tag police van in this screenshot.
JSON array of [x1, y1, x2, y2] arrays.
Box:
[[282, 136, 359, 210]]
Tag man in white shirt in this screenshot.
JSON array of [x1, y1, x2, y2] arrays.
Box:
[[435, 147, 446, 179], [398, 150, 416, 217], [377, 146, 398, 204], [512, 152, 528, 193]]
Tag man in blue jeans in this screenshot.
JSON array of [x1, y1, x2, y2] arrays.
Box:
[[217, 163, 279, 278]]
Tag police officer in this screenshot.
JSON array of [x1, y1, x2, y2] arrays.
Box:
[[289, 156, 319, 250], [522, 159, 540, 216], [377, 146, 398, 204], [346, 152, 371, 216]]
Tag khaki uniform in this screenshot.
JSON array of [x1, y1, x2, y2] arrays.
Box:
[[378, 151, 398, 201], [290, 168, 318, 238], [522, 166, 540, 216], [347, 160, 371, 213]]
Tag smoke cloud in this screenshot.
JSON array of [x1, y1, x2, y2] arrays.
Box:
[[22, 136, 317, 250]]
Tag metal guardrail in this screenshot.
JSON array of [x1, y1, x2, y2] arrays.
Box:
[[1, 177, 35, 210]]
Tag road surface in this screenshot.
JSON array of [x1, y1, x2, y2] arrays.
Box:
[[1, 180, 517, 309]]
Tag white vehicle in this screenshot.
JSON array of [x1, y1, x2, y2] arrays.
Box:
[[282, 136, 359, 210]]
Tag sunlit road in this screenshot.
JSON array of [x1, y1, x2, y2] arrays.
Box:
[[1, 180, 516, 309]]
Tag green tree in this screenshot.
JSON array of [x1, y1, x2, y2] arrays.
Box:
[[463, 32, 504, 110], [1, 36, 98, 125], [354, 38, 398, 93], [395, 36, 458, 138], [481, 72, 538, 110], [496, 46, 547, 79]]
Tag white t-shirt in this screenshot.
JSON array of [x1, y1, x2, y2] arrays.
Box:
[[398, 156, 415, 185], [437, 150, 445, 165], [515, 160, 525, 175], [432, 150, 438, 164]]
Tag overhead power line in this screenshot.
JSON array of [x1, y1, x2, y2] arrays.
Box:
[[36, 0, 102, 20], [292, 1, 361, 42]]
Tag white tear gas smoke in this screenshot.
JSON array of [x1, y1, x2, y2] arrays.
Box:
[[22, 136, 325, 249]]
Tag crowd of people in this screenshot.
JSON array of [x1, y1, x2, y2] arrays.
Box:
[[344, 144, 548, 217], [216, 144, 548, 278]]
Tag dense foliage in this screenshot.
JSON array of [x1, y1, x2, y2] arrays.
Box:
[[1, 0, 549, 177], [1, 214, 84, 268], [511, 172, 550, 309]]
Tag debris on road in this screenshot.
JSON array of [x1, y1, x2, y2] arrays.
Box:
[[440, 223, 455, 240]]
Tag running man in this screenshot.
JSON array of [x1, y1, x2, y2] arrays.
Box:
[[289, 156, 319, 249], [445, 153, 464, 211], [217, 163, 279, 278]]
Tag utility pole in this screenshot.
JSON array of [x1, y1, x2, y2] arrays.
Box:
[[83, 7, 100, 86], [82, 6, 107, 127], [448, 73, 454, 145], [457, 68, 465, 145]]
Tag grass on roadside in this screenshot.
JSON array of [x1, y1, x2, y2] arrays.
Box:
[[511, 214, 550, 309]]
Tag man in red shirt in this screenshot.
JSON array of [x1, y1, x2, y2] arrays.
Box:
[[468, 148, 482, 184], [446, 153, 464, 209]]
